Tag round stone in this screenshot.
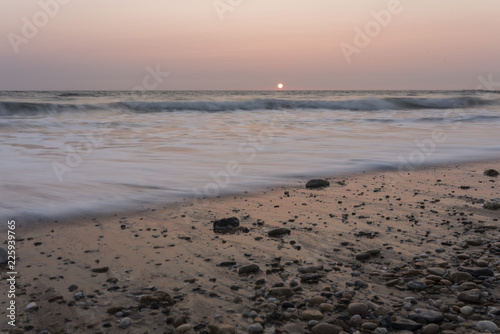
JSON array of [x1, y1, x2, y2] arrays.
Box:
[[247, 323, 263, 333], [477, 321, 498, 333]]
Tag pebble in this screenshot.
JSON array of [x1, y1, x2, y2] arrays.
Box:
[[421, 323, 440, 334], [477, 320, 498, 333], [267, 228, 291, 237], [247, 323, 263, 333], [483, 198, 500, 210], [306, 179, 330, 189], [118, 317, 131, 329], [407, 280, 427, 291], [176, 324, 193, 333], [208, 324, 236, 334], [302, 309, 324, 321], [484, 169, 499, 177], [25, 302, 38, 311], [311, 323, 343, 334], [348, 303, 368, 316], [238, 264, 260, 275], [458, 289, 481, 303], [460, 306, 474, 316], [319, 303, 334, 312], [408, 309, 444, 323], [269, 287, 293, 298]]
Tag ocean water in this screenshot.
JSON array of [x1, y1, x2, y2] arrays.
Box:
[[1, 90, 499, 221]]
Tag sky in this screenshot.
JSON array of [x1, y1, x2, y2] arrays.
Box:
[[1, 0, 499, 90]]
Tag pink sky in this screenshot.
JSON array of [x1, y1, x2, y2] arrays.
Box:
[[1, 0, 499, 90]]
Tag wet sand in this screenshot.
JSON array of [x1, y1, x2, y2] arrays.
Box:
[[1, 160, 499, 334]]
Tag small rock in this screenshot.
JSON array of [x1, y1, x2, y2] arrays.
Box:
[[477, 320, 498, 333], [247, 323, 263, 333], [238, 264, 260, 275], [460, 267, 494, 278], [139, 291, 173, 305], [176, 324, 193, 333], [407, 280, 427, 291], [267, 228, 291, 238], [208, 324, 236, 334], [91, 266, 109, 273], [319, 303, 334, 312], [427, 267, 446, 276], [390, 318, 422, 331], [269, 287, 293, 298], [298, 265, 323, 273], [421, 323, 440, 334], [355, 252, 371, 261], [458, 289, 481, 303], [311, 323, 343, 334], [408, 309, 444, 323], [213, 217, 240, 233], [450, 272, 473, 283], [119, 317, 131, 329], [484, 198, 500, 210], [348, 303, 368, 316], [306, 179, 330, 189], [466, 239, 483, 246], [460, 306, 474, 316], [484, 169, 499, 177], [25, 302, 38, 311], [302, 309, 324, 321]]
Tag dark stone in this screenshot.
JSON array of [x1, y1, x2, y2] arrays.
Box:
[[391, 319, 422, 331], [268, 228, 291, 238], [91, 266, 109, 273], [409, 309, 444, 324], [459, 267, 494, 278], [484, 169, 499, 177], [218, 261, 236, 267], [213, 217, 240, 233], [68, 284, 78, 292], [355, 253, 371, 261], [306, 179, 330, 189], [238, 264, 260, 275]]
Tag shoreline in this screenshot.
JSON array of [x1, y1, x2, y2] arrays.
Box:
[[1, 159, 499, 334], [7, 156, 500, 231]]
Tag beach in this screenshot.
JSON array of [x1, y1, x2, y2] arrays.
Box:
[[1, 160, 499, 334]]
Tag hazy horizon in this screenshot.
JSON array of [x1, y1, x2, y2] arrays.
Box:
[[1, 0, 500, 91]]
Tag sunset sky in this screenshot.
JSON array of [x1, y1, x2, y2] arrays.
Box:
[[1, 0, 499, 90]]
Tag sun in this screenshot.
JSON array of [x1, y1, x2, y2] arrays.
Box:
[[277, 83, 284, 89]]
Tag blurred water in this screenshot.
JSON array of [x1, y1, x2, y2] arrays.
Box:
[[1, 90, 499, 221]]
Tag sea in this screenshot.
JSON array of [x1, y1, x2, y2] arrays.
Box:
[[1, 90, 499, 222]]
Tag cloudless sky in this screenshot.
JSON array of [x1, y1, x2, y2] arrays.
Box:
[[1, 0, 499, 90]]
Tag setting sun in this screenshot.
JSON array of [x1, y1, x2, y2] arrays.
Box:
[[277, 83, 284, 89]]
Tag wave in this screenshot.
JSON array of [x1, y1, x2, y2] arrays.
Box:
[[0, 96, 497, 116]]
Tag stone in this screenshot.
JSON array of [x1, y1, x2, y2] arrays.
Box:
[[118, 317, 131, 329], [460, 306, 474, 316], [484, 169, 499, 177], [269, 287, 293, 298], [459, 267, 494, 278], [139, 291, 173, 305], [484, 198, 500, 210], [248, 323, 264, 333], [355, 252, 371, 261], [308, 296, 327, 304], [362, 322, 378, 330], [311, 323, 343, 334], [427, 267, 446, 276], [477, 320, 498, 333], [298, 265, 324, 273], [213, 217, 240, 233], [408, 309, 444, 323], [267, 228, 291, 238], [25, 302, 38, 311], [421, 324, 440, 334], [374, 328, 388, 334], [302, 309, 324, 321], [176, 324, 193, 333], [390, 319, 422, 331], [207, 324, 236, 334], [458, 289, 481, 303], [238, 264, 260, 275], [450, 272, 473, 283], [0, 247, 8, 264], [319, 303, 334, 312], [91, 266, 109, 273], [348, 303, 368, 316], [306, 179, 330, 189], [407, 280, 427, 291], [466, 239, 483, 246]]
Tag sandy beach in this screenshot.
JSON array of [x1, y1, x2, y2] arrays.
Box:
[[1, 160, 499, 334]]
